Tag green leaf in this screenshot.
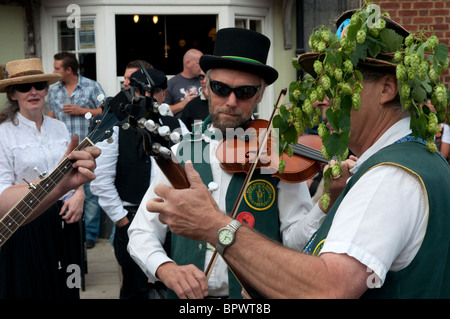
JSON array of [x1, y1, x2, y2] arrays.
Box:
[[411, 81, 427, 102], [416, 113, 428, 138], [435, 43, 449, 65], [346, 24, 358, 42], [292, 58, 302, 71], [324, 132, 340, 156], [351, 41, 369, 65], [326, 108, 340, 132], [336, 131, 350, 156], [339, 95, 352, 132], [355, 70, 363, 82], [283, 125, 298, 144], [379, 28, 404, 53]]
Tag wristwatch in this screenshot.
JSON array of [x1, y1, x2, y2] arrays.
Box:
[[216, 219, 242, 256]]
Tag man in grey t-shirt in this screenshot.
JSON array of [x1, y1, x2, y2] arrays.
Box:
[[164, 49, 203, 118]]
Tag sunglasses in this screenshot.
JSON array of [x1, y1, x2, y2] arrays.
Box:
[[198, 74, 206, 81], [15, 81, 48, 93], [209, 80, 260, 100]]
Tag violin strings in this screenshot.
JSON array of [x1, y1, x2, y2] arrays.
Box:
[[289, 143, 329, 163]]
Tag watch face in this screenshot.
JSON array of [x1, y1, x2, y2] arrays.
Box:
[[218, 229, 234, 245]]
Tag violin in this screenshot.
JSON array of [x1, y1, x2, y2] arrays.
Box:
[[216, 118, 329, 183]]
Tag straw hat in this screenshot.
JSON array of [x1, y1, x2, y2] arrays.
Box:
[[0, 58, 61, 93]]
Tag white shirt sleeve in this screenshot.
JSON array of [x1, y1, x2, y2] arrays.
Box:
[[320, 164, 428, 283], [442, 124, 450, 144], [90, 127, 128, 223], [127, 167, 173, 282], [277, 180, 324, 251]]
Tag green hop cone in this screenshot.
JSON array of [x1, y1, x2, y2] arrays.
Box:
[[321, 193, 331, 211], [321, 74, 331, 91], [434, 84, 447, 104], [344, 59, 353, 73], [331, 163, 341, 178], [278, 158, 286, 174], [427, 35, 439, 51], [356, 30, 366, 44], [334, 68, 343, 82], [405, 34, 414, 47], [309, 90, 318, 103], [401, 84, 411, 100], [313, 114, 320, 126], [418, 61, 429, 81], [293, 89, 301, 101], [396, 64, 407, 82], [410, 53, 420, 70], [426, 140, 437, 153], [317, 41, 326, 52], [294, 119, 304, 135], [352, 93, 361, 110], [428, 112, 438, 124], [321, 145, 331, 160], [314, 60, 323, 76], [341, 83, 353, 95], [427, 122, 439, 135], [321, 30, 330, 43], [316, 85, 325, 101], [302, 98, 314, 115], [317, 123, 328, 139], [429, 68, 438, 83]]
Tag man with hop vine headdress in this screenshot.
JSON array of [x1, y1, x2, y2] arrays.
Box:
[[141, 4, 450, 299]]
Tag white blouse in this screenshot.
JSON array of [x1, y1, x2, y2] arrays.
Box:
[[0, 112, 70, 195]]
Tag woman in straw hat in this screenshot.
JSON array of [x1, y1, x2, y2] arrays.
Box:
[[0, 58, 87, 298]]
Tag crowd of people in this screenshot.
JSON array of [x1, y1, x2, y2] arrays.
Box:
[[0, 5, 449, 300]]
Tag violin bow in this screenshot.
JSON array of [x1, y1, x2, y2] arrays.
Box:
[[204, 88, 287, 298]]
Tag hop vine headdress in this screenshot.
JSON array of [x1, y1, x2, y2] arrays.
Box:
[[273, 2, 449, 209]]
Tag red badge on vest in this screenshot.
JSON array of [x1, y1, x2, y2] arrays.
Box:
[[236, 211, 255, 228]]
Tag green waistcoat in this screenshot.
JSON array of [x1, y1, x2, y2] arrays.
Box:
[[168, 133, 281, 299], [303, 139, 450, 298]]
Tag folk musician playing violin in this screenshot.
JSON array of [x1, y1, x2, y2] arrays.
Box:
[[128, 28, 344, 299], [139, 8, 450, 299]]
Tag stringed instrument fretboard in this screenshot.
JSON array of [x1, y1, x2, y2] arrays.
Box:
[[0, 138, 93, 247]]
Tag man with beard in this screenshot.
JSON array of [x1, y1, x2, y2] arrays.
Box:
[[127, 28, 327, 299]]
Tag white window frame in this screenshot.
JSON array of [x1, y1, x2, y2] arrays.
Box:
[[53, 16, 97, 68]]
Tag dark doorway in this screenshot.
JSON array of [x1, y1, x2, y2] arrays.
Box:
[[115, 14, 216, 77]]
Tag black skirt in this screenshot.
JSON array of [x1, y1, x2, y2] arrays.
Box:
[[0, 201, 81, 299]]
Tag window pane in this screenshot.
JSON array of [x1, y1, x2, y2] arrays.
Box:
[[79, 53, 97, 81], [115, 14, 216, 76], [58, 20, 75, 51], [79, 19, 96, 50]]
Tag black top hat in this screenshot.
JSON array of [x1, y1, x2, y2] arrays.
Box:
[[130, 68, 168, 92], [200, 28, 279, 85]]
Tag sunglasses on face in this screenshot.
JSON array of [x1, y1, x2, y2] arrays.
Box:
[[199, 74, 206, 81], [15, 81, 48, 93], [209, 80, 260, 100]]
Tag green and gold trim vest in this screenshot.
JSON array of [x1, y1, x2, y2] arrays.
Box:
[[168, 129, 281, 299], [303, 139, 450, 298]]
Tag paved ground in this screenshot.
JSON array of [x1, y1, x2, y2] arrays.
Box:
[[80, 238, 121, 299]]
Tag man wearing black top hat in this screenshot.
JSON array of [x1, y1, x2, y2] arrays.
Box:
[[91, 68, 187, 299], [128, 28, 323, 299]]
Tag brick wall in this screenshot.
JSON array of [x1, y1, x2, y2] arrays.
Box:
[[373, 0, 450, 86]]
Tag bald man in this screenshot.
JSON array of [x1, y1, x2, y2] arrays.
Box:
[[163, 48, 204, 118]]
